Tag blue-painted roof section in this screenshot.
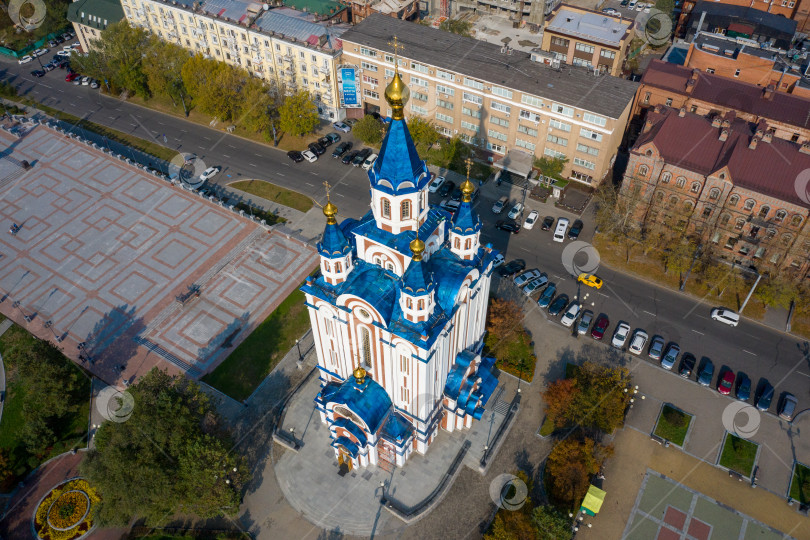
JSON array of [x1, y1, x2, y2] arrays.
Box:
[[477, 356, 499, 406], [331, 436, 360, 457], [380, 412, 414, 445], [319, 376, 392, 433], [429, 249, 478, 316], [444, 350, 475, 400], [401, 259, 434, 297], [451, 201, 482, 235], [331, 416, 368, 447], [318, 222, 352, 258], [370, 118, 429, 194], [444, 351, 499, 416], [351, 206, 449, 258]]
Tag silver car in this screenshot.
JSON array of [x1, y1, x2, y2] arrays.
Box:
[[648, 335, 665, 361], [628, 329, 649, 355], [513, 268, 542, 287], [523, 275, 548, 296], [779, 393, 798, 421], [577, 310, 593, 335]]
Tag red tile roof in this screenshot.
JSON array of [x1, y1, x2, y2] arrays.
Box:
[[640, 60, 810, 129], [634, 107, 810, 209]]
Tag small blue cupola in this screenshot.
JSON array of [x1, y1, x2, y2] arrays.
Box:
[[317, 199, 354, 285], [398, 236, 436, 323], [449, 176, 482, 260]]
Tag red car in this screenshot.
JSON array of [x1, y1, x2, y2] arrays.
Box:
[[591, 314, 610, 340], [65, 71, 79, 82], [717, 369, 735, 395]]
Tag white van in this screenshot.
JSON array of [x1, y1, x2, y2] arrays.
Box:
[[710, 308, 739, 327], [553, 218, 569, 242], [362, 153, 378, 170]]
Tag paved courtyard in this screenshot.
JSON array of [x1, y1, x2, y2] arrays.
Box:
[[0, 125, 317, 382]]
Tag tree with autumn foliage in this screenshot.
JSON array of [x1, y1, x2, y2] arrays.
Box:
[[545, 437, 613, 506], [485, 298, 536, 382], [542, 379, 577, 428], [484, 470, 535, 540]]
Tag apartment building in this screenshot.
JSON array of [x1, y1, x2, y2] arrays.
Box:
[[450, 0, 559, 26], [347, 0, 419, 23], [678, 1, 797, 46], [620, 105, 810, 278], [541, 4, 633, 77], [633, 60, 810, 143], [67, 0, 125, 52], [122, 0, 350, 120], [340, 14, 638, 186]]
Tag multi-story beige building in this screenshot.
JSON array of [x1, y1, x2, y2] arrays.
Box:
[[67, 0, 126, 53], [341, 14, 638, 186], [121, 0, 350, 120]]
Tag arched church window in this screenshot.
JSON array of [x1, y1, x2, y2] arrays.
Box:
[[324, 261, 331, 271], [335, 262, 342, 273], [418, 299, 424, 310], [382, 198, 391, 218], [387, 263, 394, 271], [401, 200, 411, 219], [406, 297, 413, 309], [454, 238, 460, 249], [465, 239, 471, 249], [360, 327, 371, 366]]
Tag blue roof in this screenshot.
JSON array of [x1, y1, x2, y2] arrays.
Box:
[[350, 207, 450, 258], [319, 375, 392, 433], [444, 350, 475, 400], [451, 201, 481, 235], [318, 222, 352, 258], [331, 436, 360, 457], [401, 258, 434, 297], [331, 416, 368, 447], [444, 351, 499, 416], [369, 118, 430, 195], [380, 412, 415, 445]]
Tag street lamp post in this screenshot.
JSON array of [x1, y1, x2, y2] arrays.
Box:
[[295, 339, 303, 370], [379, 480, 387, 505]]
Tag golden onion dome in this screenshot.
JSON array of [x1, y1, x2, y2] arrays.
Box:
[[323, 201, 338, 225], [460, 178, 475, 203], [409, 236, 425, 261], [353, 365, 367, 384], [384, 70, 410, 120]]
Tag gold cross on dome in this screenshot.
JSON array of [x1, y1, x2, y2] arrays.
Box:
[[323, 180, 332, 202], [388, 36, 404, 65], [465, 158, 473, 180]]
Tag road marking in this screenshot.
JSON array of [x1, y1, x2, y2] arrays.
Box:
[[310, 172, 318, 176], [742, 349, 757, 356], [223, 154, 231, 158], [129, 123, 137, 127], [228, 144, 236, 149], [249, 163, 257, 167], [276, 172, 285, 177], [520, 247, 531, 253], [797, 371, 810, 378], [255, 153, 262, 157], [40, 83, 51, 89], [108, 116, 116, 120], [57, 89, 63, 93], [692, 329, 704, 335], [158, 121, 164, 125], [336, 193, 346, 197], [597, 292, 608, 297], [696, 315, 707, 319], [305, 182, 314, 187], [643, 310, 656, 317], [202, 136, 211, 141]]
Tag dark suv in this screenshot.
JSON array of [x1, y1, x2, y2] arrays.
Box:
[[352, 148, 372, 166], [332, 141, 352, 158], [308, 142, 326, 156]]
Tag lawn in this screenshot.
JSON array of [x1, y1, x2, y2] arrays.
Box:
[[790, 463, 810, 504], [653, 404, 692, 446], [719, 433, 759, 477], [486, 329, 535, 383], [228, 179, 314, 213], [201, 287, 311, 400], [0, 326, 91, 492]]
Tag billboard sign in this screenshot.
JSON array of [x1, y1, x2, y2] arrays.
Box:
[[338, 66, 361, 109]]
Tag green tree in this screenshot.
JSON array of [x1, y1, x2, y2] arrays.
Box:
[[352, 115, 385, 146], [239, 78, 276, 140], [80, 369, 247, 526], [532, 506, 573, 540], [181, 55, 249, 122], [754, 276, 798, 309], [277, 91, 319, 137], [484, 471, 534, 540], [407, 116, 440, 153], [551, 362, 632, 434], [663, 239, 696, 276], [142, 37, 192, 113], [439, 19, 473, 37], [533, 157, 568, 183]]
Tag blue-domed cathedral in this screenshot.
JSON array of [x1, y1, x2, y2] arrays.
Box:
[[301, 61, 500, 471]]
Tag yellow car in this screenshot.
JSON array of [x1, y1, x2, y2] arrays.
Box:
[[577, 273, 603, 289]]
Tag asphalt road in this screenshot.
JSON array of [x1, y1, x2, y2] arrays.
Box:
[[1, 50, 809, 416]]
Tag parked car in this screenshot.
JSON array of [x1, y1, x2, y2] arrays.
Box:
[[548, 294, 570, 316], [317, 135, 333, 148], [441, 199, 461, 212], [717, 369, 735, 395], [81, 76, 91, 85], [332, 141, 352, 158], [492, 254, 505, 268], [18, 55, 32, 64], [324, 132, 341, 144], [72, 75, 82, 85], [710, 307, 739, 327], [362, 153, 378, 170], [90, 79, 99, 89], [697, 359, 714, 386], [498, 259, 526, 277], [43, 62, 55, 71], [332, 121, 351, 132], [591, 314, 609, 340], [429, 175, 446, 193], [736, 374, 751, 401], [507, 203, 524, 219], [287, 150, 304, 163], [577, 273, 603, 289], [778, 393, 798, 421], [678, 353, 696, 378], [660, 343, 680, 370], [537, 283, 557, 308], [495, 220, 520, 234], [523, 210, 539, 230], [48, 39, 58, 47], [31, 69, 45, 77], [492, 196, 508, 214], [199, 166, 221, 182], [577, 310, 593, 335], [568, 219, 584, 240], [628, 329, 648, 355], [648, 335, 665, 360], [514, 269, 543, 287], [302, 150, 318, 163], [523, 275, 549, 296], [541, 216, 554, 230], [553, 217, 569, 242], [341, 150, 359, 165], [755, 382, 774, 411], [32, 48, 47, 57], [352, 148, 371, 166], [560, 302, 581, 327], [612, 322, 631, 348], [438, 180, 455, 197], [308, 142, 326, 156]]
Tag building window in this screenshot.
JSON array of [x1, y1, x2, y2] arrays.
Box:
[[573, 157, 596, 170], [758, 205, 770, 219], [411, 104, 428, 115], [744, 199, 755, 211], [550, 119, 572, 132], [519, 109, 541, 123], [792, 215, 803, 227], [702, 207, 712, 218], [488, 129, 507, 142], [437, 98, 454, 110], [412, 91, 428, 102], [575, 42, 595, 54], [547, 133, 568, 146], [363, 89, 379, 99], [580, 128, 602, 142], [515, 138, 535, 151], [436, 84, 455, 96], [734, 69, 740, 77], [521, 94, 543, 108], [706, 68, 715, 74], [436, 69, 454, 81], [551, 36, 569, 47], [487, 142, 505, 153], [463, 92, 483, 105], [552, 103, 574, 117], [576, 143, 599, 156], [363, 75, 378, 86], [361, 61, 378, 72], [463, 77, 484, 90], [461, 120, 479, 132], [600, 49, 616, 60], [766, 228, 776, 239], [735, 219, 745, 231], [360, 327, 371, 366], [728, 194, 739, 207], [709, 188, 720, 200], [691, 182, 701, 193], [382, 198, 391, 218], [360, 46, 377, 57], [638, 165, 649, 176], [492, 86, 512, 99], [583, 112, 606, 127], [783, 234, 794, 247], [675, 177, 685, 188], [436, 112, 453, 124], [334, 262, 342, 273], [770, 253, 780, 264], [401, 200, 411, 219], [490, 116, 509, 128], [491, 101, 511, 115], [775, 209, 787, 223], [462, 106, 481, 118], [410, 62, 429, 74], [517, 124, 538, 137], [661, 172, 671, 183], [690, 105, 698, 113], [410, 76, 428, 87]]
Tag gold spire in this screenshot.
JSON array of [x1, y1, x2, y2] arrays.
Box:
[[409, 231, 425, 262], [385, 36, 409, 121], [353, 364, 367, 384], [322, 181, 338, 225], [460, 157, 475, 203]]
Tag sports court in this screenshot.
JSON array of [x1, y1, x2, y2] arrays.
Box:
[[0, 122, 317, 381], [623, 471, 791, 540]]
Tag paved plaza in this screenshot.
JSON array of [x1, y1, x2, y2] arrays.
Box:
[[623, 471, 790, 540], [0, 125, 317, 382]]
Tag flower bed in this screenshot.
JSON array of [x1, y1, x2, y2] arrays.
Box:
[[33, 478, 100, 540]]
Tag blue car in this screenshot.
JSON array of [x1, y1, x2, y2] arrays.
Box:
[[736, 374, 751, 401], [537, 283, 556, 308], [756, 383, 774, 411], [697, 359, 714, 386]]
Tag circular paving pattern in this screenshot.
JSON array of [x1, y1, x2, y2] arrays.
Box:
[[33, 477, 100, 540]]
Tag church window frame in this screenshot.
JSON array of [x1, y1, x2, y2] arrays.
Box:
[[454, 238, 460, 249], [324, 261, 331, 272], [401, 199, 411, 219], [359, 325, 372, 367], [382, 197, 391, 218], [465, 238, 471, 249], [417, 299, 425, 310], [334, 261, 342, 273]]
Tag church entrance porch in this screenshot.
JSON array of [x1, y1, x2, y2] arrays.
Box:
[[274, 372, 516, 536], [337, 447, 353, 475]]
